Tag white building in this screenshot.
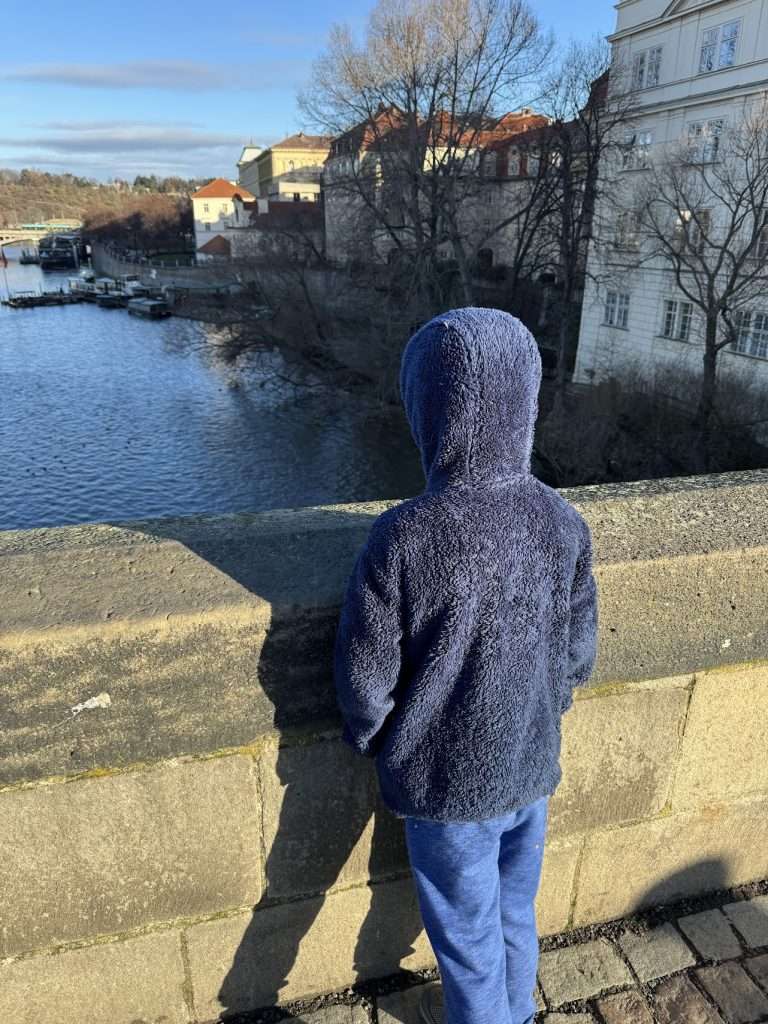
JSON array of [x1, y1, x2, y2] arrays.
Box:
[[575, 0, 768, 387], [190, 178, 255, 260], [237, 145, 262, 195]]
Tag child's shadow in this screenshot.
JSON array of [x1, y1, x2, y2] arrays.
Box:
[[132, 509, 423, 1018]]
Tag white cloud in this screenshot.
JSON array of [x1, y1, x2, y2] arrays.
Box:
[[2, 59, 308, 91]]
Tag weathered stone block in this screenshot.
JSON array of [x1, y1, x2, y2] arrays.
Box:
[[697, 962, 768, 1023], [260, 739, 407, 900], [674, 666, 768, 808], [653, 975, 724, 1024], [678, 909, 742, 962], [595, 989, 653, 1024], [0, 755, 262, 957], [0, 930, 187, 1024], [536, 837, 582, 936], [618, 924, 696, 982], [723, 896, 768, 949], [551, 687, 688, 835], [537, 940, 632, 1006], [184, 878, 434, 1019], [573, 797, 768, 925], [745, 953, 768, 991]]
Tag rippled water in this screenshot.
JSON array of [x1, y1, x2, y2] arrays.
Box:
[[0, 256, 423, 531]]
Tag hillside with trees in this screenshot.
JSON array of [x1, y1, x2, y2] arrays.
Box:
[[0, 169, 207, 226], [83, 194, 194, 253]]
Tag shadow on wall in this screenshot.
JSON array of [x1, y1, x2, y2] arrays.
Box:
[[128, 510, 424, 1019], [633, 858, 730, 920]]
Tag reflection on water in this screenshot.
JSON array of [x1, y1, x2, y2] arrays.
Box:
[[0, 256, 423, 531]]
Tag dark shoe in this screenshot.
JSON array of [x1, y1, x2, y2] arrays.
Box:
[[418, 981, 444, 1024]]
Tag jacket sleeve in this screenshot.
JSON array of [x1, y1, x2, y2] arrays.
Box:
[[561, 522, 598, 712], [334, 523, 403, 758]]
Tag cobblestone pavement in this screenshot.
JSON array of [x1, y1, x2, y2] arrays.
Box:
[[244, 885, 768, 1024]]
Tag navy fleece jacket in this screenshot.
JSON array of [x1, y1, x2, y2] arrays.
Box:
[[334, 307, 598, 822]]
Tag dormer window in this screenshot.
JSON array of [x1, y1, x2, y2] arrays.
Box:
[[632, 46, 662, 89], [699, 20, 740, 74]]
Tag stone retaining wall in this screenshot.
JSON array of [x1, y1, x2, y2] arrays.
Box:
[[91, 243, 249, 289], [2, 470, 768, 1024]]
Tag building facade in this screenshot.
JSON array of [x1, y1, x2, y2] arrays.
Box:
[[575, 0, 768, 387], [238, 133, 331, 201], [322, 108, 550, 265], [190, 178, 255, 260]]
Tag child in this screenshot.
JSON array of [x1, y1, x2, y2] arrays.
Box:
[[334, 307, 598, 1024]]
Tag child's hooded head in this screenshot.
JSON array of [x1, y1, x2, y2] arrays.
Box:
[[400, 307, 541, 491]]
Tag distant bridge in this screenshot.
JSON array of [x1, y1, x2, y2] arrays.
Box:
[[0, 221, 82, 247]]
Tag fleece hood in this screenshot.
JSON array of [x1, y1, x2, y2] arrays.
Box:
[[400, 307, 542, 491]]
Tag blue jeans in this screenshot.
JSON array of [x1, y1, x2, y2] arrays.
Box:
[[404, 797, 548, 1024]]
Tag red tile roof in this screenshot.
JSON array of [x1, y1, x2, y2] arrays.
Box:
[[328, 107, 550, 158], [192, 178, 254, 200], [197, 234, 232, 255]]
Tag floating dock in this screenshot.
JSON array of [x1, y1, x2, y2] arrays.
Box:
[[1, 292, 86, 309]]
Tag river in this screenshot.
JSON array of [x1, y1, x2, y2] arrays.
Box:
[[0, 254, 423, 531]]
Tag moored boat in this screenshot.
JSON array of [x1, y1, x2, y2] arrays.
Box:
[[127, 297, 171, 319], [97, 293, 127, 309]]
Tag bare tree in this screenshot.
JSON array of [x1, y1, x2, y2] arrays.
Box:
[[629, 97, 768, 464], [541, 40, 635, 389], [300, 0, 549, 308]]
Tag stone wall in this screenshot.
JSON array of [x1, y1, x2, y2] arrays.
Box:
[[91, 243, 250, 289], [2, 470, 768, 1024]]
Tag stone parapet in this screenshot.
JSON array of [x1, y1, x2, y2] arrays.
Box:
[[2, 469, 768, 1023]]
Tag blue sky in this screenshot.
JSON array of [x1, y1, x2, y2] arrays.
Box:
[[0, 0, 615, 182]]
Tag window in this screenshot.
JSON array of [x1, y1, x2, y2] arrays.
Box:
[[622, 130, 653, 169], [615, 210, 641, 249], [661, 299, 694, 341], [203, 202, 209, 213], [633, 46, 663, 89], [687, 119, 724, 162], [219, 204, 228, 215], [758, 219, 768, 261], [673, 209, 711, 253], [732, 310, 768, 359], [604, 291, 630, 328], [699, 20, 740, 73], [293, 193, 301, 202], [203, 221, 212, 231]]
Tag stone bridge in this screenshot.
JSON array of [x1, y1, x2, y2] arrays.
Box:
[[1, 469, 767, 1023], [0, 222, 81, 247]]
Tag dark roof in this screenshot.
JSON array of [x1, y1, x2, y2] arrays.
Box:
[[248, 201, 323, 229], [271, 132, 333, 151]]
